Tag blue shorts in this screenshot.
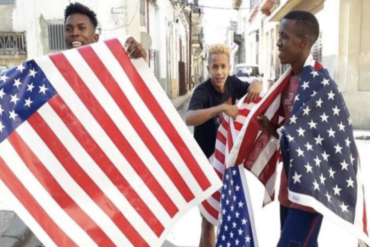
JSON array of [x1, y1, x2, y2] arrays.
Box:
[[277, 205, 323, 247]]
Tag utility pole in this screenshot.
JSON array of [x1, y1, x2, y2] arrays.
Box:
[[188, 7, 192, 91]]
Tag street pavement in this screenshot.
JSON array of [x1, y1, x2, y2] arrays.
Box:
[[1, 94, 370, 247]]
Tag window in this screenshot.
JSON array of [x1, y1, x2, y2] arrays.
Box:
[[0, 0, 15, 5], [0, 32, 26, 56], [48, 23, 67, 51]]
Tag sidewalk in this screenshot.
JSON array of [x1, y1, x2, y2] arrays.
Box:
[[0, 86, 197, 247]]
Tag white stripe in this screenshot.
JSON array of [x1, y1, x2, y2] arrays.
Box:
[[0, 139, 96, 247], [213, 158, 226, 174], [36, 104, 152, 246], [206, 192, 221, 211], [91, 44, 205, 197], [264, 95, 281, 120], [35, 57, 159, 245], [63, 49, 186, 212], [0, 179, 58, 247], [215, 140, 226, 155], [354, 159, 365, 232], [265, 172, 277, 198], [218, 124, 228, 138], [251, 139, 279, 176]]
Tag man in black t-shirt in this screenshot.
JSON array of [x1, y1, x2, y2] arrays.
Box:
[[186, 44, 262, 247]]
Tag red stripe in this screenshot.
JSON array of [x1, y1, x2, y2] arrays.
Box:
[[258, 151, 279, 185], [216, 131, 227, 145], [212, 191, 221, 202], [49, 53, 178, 218], [7, 133, 114, 247], [214, 149, 225, 164], [239, 108, 252, 116], [234, 122, 243, 131], [105, 39, 211, 191], [49, 95, 164, 236], [221, 119, 229, 129], [201, 200, 219, 220], [28, 113, 149, 246], [0, 156, 77, 247], [363, 197, 368, 235], [78, 46, 195, 203]]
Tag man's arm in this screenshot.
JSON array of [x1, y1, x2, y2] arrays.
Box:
[[125, 37, 147, 59], [186, 104, 238, 126], [256, 115, 279, 138]]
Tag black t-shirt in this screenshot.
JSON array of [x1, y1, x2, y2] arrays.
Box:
[[188, 76, 249, 158]]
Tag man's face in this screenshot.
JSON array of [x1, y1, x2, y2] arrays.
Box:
[[64, 13, 99, 49], [207, 54, 230, 91], [277, 19, 304, 65]]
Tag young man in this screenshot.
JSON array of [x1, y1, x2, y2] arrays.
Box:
[[186, 44, 262, 247], [257, 11, 324, 246], [64, 2, 146, 58]]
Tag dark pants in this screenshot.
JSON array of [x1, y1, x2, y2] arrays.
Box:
[[278, 205, 323, 247]]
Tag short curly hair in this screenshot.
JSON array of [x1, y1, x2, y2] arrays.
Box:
[[64, 2, 98, 29], [283, 11, 320, 47], [208, 44, 231, 63]]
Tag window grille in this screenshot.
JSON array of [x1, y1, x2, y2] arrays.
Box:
[[312, 32, 323, 62], [48, 24, 67, 51], [0, 32, 26, 56]]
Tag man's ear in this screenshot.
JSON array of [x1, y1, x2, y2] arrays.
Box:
[[300, 35, 310, 48], [207, 65, 210, 73], [93, 33, 99, 43]]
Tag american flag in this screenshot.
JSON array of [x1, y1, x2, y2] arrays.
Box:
[[215, 165, 258, 247], [0, 37, 222, 247], [226, 55, 370, 246]]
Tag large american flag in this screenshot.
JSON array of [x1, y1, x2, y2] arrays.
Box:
[[225, 55, 370, 246], [0, 37, 222, 247]]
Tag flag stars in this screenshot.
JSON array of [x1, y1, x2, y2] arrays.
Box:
[[305, 142, 313, 151], [313, 180, 320, 191], [302, 81, 310, 90], [311, 90, 317, 97], [9, 110, 18, 120], [238, 201, 244, 208], [341, 160, 349, 171], [329, 168, 336, 178], [322, 151, 330, 161], [39, 84, 48, 94], [24, 97, 33, 108], [0, 88, 5, 99], [326, 192, 331, 203], [27, 83, 35, 92], [340, 203, 348, 213], [345, 138, 351, 147], [334, 143, 343, 154], [297, 148, 305, 157], [320, 174, 327, 185], [346, 177, 355, 188], [338, 122, 346, 132], [321, 78, 330, 86], [16, 64, 25, 73], [315, 135, 324, 145], [308, 120, 317, 129], [350, 155, 355, 165], [327, 128, 336, 138], [311, 70, 319, 78], [305, 163, 313, 173], [314, 156, 321, 167], [235, 185, 240, 191], [287, 135, 295, 142], [333, 185, 342, 196], [13, 78, 22, 88], [29, 68, 37, 77], [332, 106, 341, 116], [328, 90, 335, 100], [0, 105, 3, 115], [0, 74, 8, 82], [320, 112, 329, 122], [316, 98, 323, 108], [10, 94, 20, 105], [246, 236, 251, 243], [0, 121, 5, 132], [297, 127, 306, 137], [238, 228, 243, 236], [303, 106, 311, 116], [290, 115, 298, 124], [295, 94, 300, 102], [241, 218, 248, 225], [292, 172, 302, 184]]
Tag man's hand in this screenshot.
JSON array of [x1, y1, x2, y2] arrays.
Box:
[[125, 37, 147, 59], [256, 115, 279, 138], [223, 105, 239, 119], [245, 79, 262, 103]]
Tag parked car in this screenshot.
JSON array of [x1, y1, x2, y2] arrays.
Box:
[[234, 63, 262, 84]]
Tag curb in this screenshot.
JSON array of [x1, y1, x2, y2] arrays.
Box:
[[0, 215, 30, 247]]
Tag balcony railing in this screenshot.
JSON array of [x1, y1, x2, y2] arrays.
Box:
[[0, 32, 27, 56]]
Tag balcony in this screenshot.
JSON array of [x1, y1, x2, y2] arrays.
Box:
[[0, 32, 27, 57]]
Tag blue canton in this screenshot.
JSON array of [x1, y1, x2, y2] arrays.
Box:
[[280, 65, 358, 223], [0, 61, 56, 143], [216, 166, 255, 247]]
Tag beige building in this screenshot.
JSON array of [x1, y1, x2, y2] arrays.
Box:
[[244, 0, 370, 129]]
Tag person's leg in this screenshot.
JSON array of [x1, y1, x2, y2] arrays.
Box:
[[277, 208, 323, 247], [199, 215, 215, 247]]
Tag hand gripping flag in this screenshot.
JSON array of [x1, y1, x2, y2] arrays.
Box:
[[0, 37, 222, 247], [226, 55, 370, 246]]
